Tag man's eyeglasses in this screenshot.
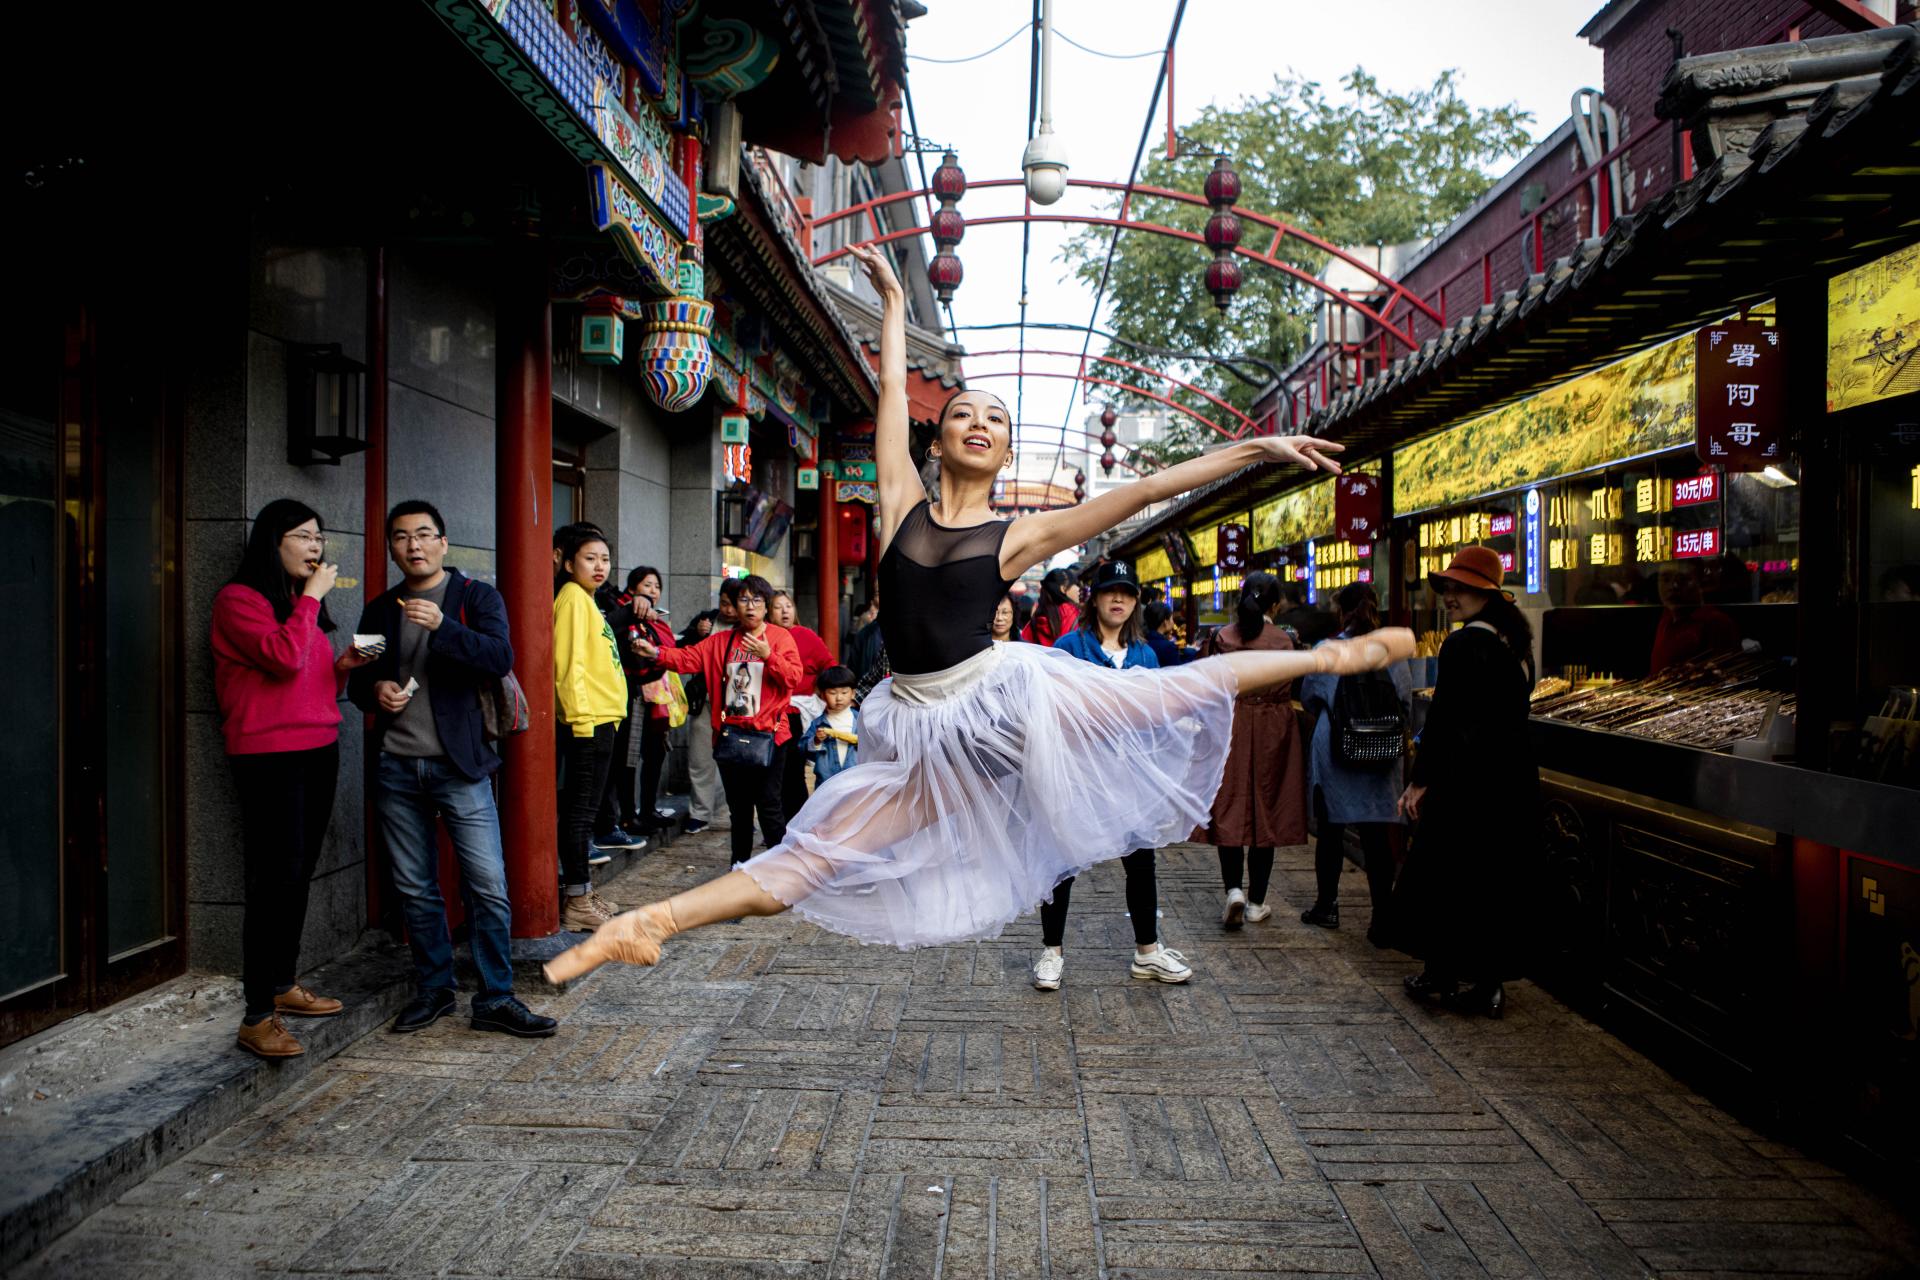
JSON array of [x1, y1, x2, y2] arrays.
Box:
[[390, 530, 445, 548]]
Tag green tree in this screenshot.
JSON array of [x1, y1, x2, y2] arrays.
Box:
[[1063, 69, 1533, 463]]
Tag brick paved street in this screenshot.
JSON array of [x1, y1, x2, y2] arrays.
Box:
[[16, 834, 1917, 1279]]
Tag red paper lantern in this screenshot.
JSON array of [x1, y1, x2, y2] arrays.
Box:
[[929, 152, 967, 304], [1202, 155, 1243, 311]]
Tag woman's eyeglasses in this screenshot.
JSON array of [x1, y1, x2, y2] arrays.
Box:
[[283, 531, 327, 550]]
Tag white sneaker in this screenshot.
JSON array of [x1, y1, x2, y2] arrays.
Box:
[[1221, 888, 1247, 929], [1129, 945, 1193, 983], [1244, 902, 1273, 924], [1033, 948, 1064, 991]]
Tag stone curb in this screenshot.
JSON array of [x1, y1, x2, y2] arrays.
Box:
[[0, 938, 416, 1273]]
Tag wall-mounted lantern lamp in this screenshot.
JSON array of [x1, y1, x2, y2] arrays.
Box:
[[288, 343, 369, 466], [718, 484, 751, 544]]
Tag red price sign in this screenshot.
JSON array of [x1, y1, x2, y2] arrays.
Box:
[[1672, 469, 1721, 507], [1673, 527, 1722, 559], [1489, 513, 1516, 537], [1696, 321, 1784, 471], [1335, 474, 1384, 545], [1217, 522, 1250, 572]]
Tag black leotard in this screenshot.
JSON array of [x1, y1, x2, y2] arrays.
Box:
[[877, 500, 1015, 675]]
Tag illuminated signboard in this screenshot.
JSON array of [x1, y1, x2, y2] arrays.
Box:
[[1498, 552, 1515, 573], [1393, 328, 1695, 513], [1136, 547, 1174, 582], [1251, 479, 1335, 552], [1672, 470, 1721, 507], [1488, 513, 1515, 537], [1697, 320, 1784, 470], [1357, 567, 1373, 584], [1217, 522, 1250, 572], [1828, 240, 1920, 414], [1305, 538, 1319, 603], [1334, 474, 1383, 544], [1674, 527, 1722, 559], [1524, 488, 1543, 594]]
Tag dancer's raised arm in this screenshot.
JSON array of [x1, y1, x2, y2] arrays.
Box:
[[847, 244, 920, 553], [998, 435, 1344, 581]]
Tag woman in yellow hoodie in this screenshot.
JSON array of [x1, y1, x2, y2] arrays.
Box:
[[553, 527, 627, 931]]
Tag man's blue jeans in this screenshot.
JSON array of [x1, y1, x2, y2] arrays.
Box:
[[376, 753, 515, 1009]]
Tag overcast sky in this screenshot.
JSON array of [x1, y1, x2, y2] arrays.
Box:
[[897, 0, 1606, 463]]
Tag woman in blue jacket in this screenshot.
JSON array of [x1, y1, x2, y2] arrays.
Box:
[[1035, 560, 1192, 991]]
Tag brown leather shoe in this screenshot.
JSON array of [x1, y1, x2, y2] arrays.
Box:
[[561, 895, 605, 933], [236, 1014, 305, 1059], [274, 984, 343, 1017]]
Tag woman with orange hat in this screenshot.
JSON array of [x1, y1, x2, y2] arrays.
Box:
[[1387, 545, 1539, 1019]]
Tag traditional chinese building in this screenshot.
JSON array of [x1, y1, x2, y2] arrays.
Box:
[[0, 0, 915, 1045], [1109, 8, 1920, 1161]]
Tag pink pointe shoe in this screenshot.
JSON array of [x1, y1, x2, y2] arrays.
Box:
[[1319, 627, 1416, 675], [544, 901, 679, 983]]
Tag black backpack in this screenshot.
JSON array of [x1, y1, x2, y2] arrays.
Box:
[[1331, 666, 1406, 768]]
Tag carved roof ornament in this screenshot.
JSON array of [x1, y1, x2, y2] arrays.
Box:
[[1657, 25, 1917, 171]]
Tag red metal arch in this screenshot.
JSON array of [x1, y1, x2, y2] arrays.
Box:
[[809, 177, 1441, 351], [966, 348, 1260, 436], [998, 423, 1153, 476], [965, 369, 1238, 440]]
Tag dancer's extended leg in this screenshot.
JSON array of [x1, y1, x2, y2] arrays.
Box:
[[544, 777, 941, 982], [1220, 627, 1414, 697]]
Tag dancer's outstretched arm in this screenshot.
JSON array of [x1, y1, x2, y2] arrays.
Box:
[[999, 436, 1343, 581], [846, 244, 919, 554]]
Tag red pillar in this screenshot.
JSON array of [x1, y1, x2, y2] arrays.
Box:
[[816, 479, 840, 653], [496, 229, 559, 938], [364, 245, 389, 928]]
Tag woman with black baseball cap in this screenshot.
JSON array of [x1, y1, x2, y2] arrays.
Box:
[[1385, 546, 1540, 1018], [1034, 559, 1191, 990]]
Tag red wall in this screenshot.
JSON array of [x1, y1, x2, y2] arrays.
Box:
[[1597, 0, 1847, 208]]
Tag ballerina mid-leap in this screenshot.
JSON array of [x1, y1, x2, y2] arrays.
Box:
[[546, 244, 1414, 981]]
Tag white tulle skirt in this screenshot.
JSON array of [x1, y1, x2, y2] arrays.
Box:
[[739, 641, 1239, 949]]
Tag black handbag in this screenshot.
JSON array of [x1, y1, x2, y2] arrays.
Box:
[[1332, 667, 1407, 769], [713, 724, 777, 769]]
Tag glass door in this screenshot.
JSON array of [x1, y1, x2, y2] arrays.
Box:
[[0, 279, 185, 1047]]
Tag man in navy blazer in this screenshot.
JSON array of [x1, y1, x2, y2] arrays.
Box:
[[348, 500, 554, 1040]]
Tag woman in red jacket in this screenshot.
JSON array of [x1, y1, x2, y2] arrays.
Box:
[[641, 575, 802, 865], [1020, 568, 1080, 645], [210, 499, 376, 1060], [769, 588, 835, 818]]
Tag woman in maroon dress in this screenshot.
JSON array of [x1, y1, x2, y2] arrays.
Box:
[[1200, 571, 1308, 928]]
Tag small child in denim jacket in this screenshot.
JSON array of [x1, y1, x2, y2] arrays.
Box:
[[803, 665, 860, 786]]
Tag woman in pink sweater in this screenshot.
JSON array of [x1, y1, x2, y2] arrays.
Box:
[[211, 499, 375, 1060]]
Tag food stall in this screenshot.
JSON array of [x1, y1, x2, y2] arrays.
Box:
[[1381, 281, 1918, 1152]]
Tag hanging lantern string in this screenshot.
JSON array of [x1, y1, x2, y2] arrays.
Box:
[[1050, 0, 1189, 477], [911, 23, 1161, 64]]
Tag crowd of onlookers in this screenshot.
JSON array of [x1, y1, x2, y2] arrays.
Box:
[[210, 496, 1537, 1060]]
